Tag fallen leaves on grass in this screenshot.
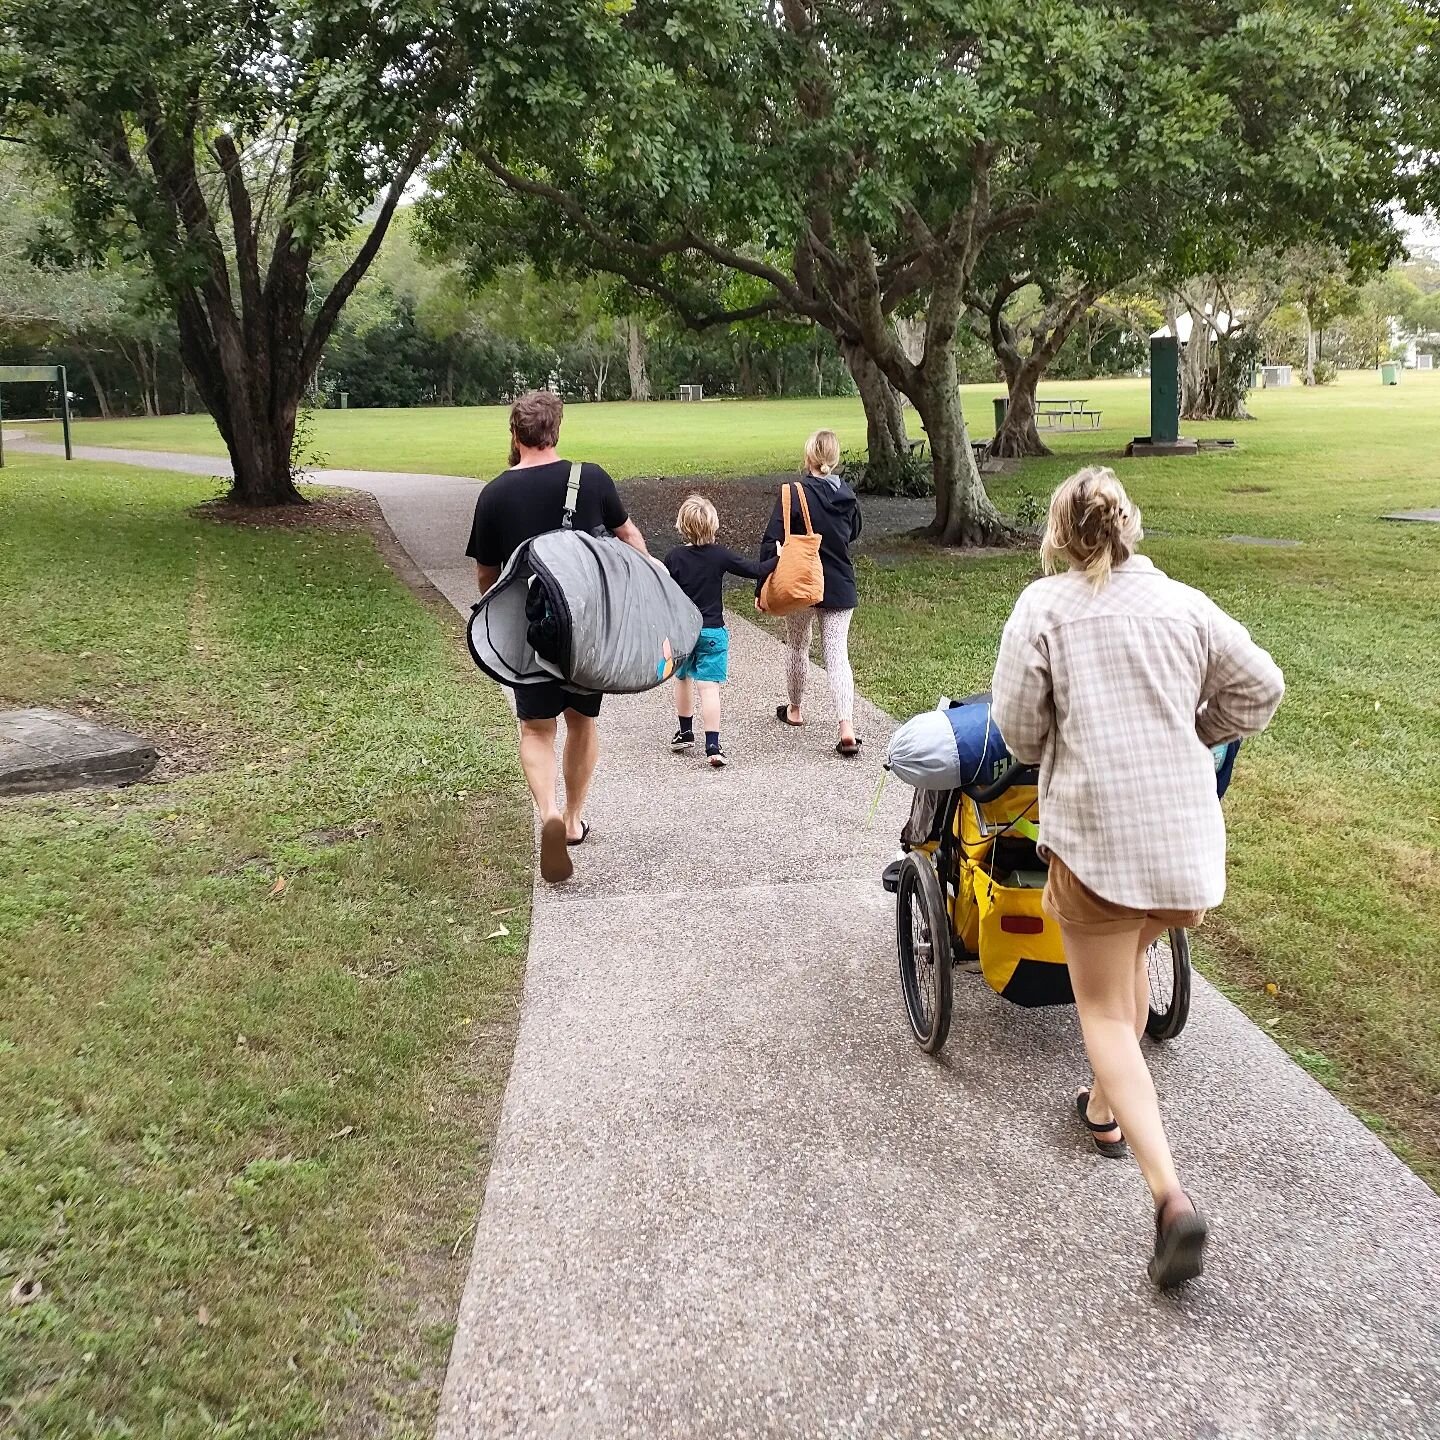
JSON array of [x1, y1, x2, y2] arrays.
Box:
[[268, 875, 288, 898], [9, 1277, 42, 1307], [485, 924, 509, 940]]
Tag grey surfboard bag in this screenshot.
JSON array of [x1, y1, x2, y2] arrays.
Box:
[[467, 462, 703, 695]]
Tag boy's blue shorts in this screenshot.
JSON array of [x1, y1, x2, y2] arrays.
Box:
[[676, 625, 729, 683]]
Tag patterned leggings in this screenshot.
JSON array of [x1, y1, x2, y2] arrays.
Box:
[[784, 607, 855, 724]]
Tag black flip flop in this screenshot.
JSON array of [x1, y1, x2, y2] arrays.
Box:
[[566, 822, 590, 847], [1149, 1195, 1208, 1289], [1076, 1090, 1127, 1159], [539, 817, 573, 885], [835, 736, 863, 757], [776, 704, 803, 727]]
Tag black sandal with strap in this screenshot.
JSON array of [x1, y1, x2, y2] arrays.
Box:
[[1076, 1089, 1128, 1159], [776, 704, 804, 727], [1149, 1193, 1208, 1289]]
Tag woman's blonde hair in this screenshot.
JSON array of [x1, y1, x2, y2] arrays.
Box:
[[804, 429, 841, 477], [1040, 466, 1143, 590], [676, 492, 720, 545]]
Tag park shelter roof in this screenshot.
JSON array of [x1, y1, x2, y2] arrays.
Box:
[[1151, 307, 1237, 343]]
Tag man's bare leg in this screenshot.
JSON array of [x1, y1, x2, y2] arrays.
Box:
[[518, 717, 571, 883], [561, 711, 600, 842]]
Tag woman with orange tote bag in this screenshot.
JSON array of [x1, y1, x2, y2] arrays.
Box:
[[756, 430, 864, 756]]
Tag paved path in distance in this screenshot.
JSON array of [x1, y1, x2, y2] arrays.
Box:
[[16, 433, 1440, 1440]]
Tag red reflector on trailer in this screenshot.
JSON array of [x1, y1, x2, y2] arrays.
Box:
[[1000, 915, 1045, 935]]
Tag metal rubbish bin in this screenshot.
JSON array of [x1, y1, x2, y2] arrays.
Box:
[[1380, 363, 1400, 386], [993, 396, 1008, 430]]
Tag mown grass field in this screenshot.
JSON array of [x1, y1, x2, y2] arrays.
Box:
[[64, 379, 1134, 479], [0, 459, 531, 1437]]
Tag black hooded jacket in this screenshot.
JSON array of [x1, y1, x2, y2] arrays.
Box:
[[757, 474, 863, 611]]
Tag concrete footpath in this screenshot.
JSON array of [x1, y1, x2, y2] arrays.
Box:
[[15, 434, 1440, 1439]]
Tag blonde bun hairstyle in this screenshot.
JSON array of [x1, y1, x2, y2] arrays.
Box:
[[804, 429, 841, 477], [1040, 466, 1143, 590]]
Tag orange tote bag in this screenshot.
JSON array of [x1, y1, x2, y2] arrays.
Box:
[[759, 483, 825, 616]]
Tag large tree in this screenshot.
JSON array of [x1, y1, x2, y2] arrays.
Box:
[[971, 277, 1101, 458], [431, 0, 1428, 544], [0, 0, 601, 503]]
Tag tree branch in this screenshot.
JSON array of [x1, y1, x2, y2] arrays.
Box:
[[473, 149, 688, 267], [212, 132, 264, 353], [301, 126, 433, 379]]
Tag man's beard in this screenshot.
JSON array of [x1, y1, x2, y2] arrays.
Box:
[[508, 443, 521, 467]]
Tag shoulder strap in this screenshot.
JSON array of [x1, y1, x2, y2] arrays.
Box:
[[561, 461, 582, 531], [778, 483, 792, 543], [792, 480, 816, 536]]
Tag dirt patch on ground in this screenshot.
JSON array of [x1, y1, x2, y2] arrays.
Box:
[[620, 471, 943, 555], [190, 490, 379, 532], [16, 695, 228, 788]]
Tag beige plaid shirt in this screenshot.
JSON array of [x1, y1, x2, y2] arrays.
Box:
[[992, 555, 1284, 910]]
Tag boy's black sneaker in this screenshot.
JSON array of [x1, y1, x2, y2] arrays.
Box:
[[707, 747, 728, 768], [671, 728, 695, 751]]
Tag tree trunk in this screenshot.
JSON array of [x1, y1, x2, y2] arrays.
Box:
[[1304, 321, 1317, 385], [626, 317, 650, 401], [217, 396, 304, 506], [81, 353, 112, 419], [992, 356, 1052, 458], [841, 339, 908, 462], [736, 343, 755, 396], [908, 362, 1011, 546], [148, 340, 164, 415]]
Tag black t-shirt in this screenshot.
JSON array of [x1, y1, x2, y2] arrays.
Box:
[[663, 543, 774, 628], [465, 460, 628, 569]]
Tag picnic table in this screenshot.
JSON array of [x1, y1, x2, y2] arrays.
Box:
[[911, 435, 993, 467], [1035, 398, 1102, 430]]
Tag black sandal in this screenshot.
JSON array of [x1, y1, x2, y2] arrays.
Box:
[[1149, 1193, 1208, 1289], [836, 736, 863, 757], [776, 704, 803, 727], [566, 822, 590, 847], [1076, 1090, 1127, 1159]]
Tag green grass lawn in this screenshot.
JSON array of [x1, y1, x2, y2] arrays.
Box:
[[44, 380, 1150, 479], [31, 369, 1431, 494], [0, 458, 531, 1437], [845, 370, 1440, 1182]]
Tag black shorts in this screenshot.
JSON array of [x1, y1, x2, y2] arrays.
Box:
[[514, 681, 603, 723]]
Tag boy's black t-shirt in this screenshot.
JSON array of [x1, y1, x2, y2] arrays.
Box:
[[663, 543, 773, 628], [465, 460, 628, 568]]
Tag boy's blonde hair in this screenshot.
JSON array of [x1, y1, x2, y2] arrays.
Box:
[[804, 429, 841, 477], [1040, 466, 1143, 590], [676, 492, 720, 545]]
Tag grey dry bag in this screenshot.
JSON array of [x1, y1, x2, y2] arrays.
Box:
[[467, 462, 702, 695]]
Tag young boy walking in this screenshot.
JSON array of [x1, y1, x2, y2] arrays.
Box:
[[663, 494, 775, 767]]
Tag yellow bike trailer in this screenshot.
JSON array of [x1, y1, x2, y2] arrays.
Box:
[[882, 759, 1192, 1056]]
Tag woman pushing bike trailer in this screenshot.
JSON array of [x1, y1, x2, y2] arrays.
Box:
[[887, 466, 1281, 1291], [991, 466, 1283, 1289]]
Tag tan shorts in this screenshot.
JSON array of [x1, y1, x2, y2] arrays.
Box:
[[1043, 856, 1205, 936]]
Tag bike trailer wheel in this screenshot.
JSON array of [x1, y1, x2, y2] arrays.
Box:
[[1145, 927, 1193, 1040], [896, 852, 953, 1054]]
